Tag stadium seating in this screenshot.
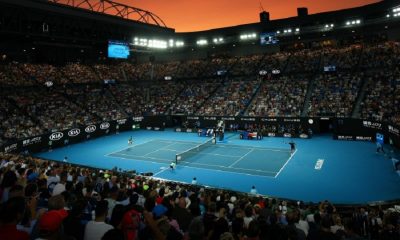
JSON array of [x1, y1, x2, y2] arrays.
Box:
[[0, 152, 398, 240], [1, 41, 400, 144], [1, 1, 400, 239]]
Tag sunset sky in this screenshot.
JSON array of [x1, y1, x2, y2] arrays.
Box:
[[115, 0, 380, 32]]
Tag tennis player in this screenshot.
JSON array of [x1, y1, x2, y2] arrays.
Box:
[[128, 136, 133, 145], [289, 140, 296, 154], [170, 161, 176, 171], [250, 186, 257, 195], [192, 177, 197, 184]]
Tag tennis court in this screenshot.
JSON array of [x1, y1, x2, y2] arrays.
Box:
[[107, 139, 293, 177], [34, 130, 400, 203]]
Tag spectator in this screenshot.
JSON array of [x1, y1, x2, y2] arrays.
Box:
[[0, 170, 18, 203], [37, 209, 69, 240], [52, 171, 68, 196], [250, 186, 257, 195], [84, 200, 113, 240], [172, 197, 193, 232], [0, 196, 29, 240]]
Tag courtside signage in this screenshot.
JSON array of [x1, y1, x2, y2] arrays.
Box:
[[49, 132, 63, 141], [85, 125, 96, 133], [100, 122, 110, 130], [68, 129, 80, 137]]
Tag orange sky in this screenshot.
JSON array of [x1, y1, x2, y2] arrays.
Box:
[[116, 0, 380, 32]]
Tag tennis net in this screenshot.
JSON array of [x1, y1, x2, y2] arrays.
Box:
[[176, 138, 214, 164]]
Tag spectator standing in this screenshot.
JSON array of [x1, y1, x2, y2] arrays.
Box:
[[84, 200, 113, 240], [0, 196, 29, 240], [250, 186, 257, 195]]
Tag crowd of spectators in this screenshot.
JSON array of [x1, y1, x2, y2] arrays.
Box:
[[141, 82, 185, 116], [197, 78, 259, 116], [0, 94, 42, 145], [123, 61, 186, 81], [152, 61, 181, 80], [109, 81, 185, 116], [359, 42, 400, 124], [229, 52, 290, 77], [66, 85, 127, 121], [360, 70, 400, 124], [308, 73, 362, 117], [0, 41, 400, 145], [321, 45, 363, 72], [0, 41, 400, 240], [230, 54, 264, 76], [8, 62, 36, 86], [93, 64, 124, 82], [109, 84, 146, 117], [1, 62, 124, 86], [285, 49, 320, 74], [6, 62, 37, 86], [258, 52, 290, 74], [169, 79, 223, 115], [0, 64, 13, 86], [175, 59, 211, 79], [20, 63, 69, 85], [0, 153, 399, 240], [11, 88, 98, 132], [119, 62, 146, 81], [203, 57, 237, 77], [60, 63, 99, 84], [360, 42, 400, 70], [247, 75, 308, 117], [122, 62, 157, 81]]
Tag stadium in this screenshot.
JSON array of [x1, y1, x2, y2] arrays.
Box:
[[0, 0, 400, 239]]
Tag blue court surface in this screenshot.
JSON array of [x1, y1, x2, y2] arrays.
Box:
[[34, 129, 400, 204]]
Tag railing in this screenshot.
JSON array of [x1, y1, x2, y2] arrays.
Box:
[[48, 0, 167, 27]]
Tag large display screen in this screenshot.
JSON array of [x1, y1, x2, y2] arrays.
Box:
[[260, 32, 279, 45], [108, 41, 130, 59]]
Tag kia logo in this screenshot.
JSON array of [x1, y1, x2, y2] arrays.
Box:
[[100, 122, 110, 130], [85, 125, 96, 133], [49, 132, 63, 141], [68, 129, 81, 137]]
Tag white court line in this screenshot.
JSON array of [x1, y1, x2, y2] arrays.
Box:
[[175, 164, 277, 178], [145, 156, 172, 162], [229, 166, 277, 173], [213, 144, 291, 152], [142, 142, 178, 157], [274, 149, 297, 178], [111, 152, 170, 162], [179, 160, 277, 174], [152, 167, 170, 177], [106, 139, 288, 178], [111, 152, 275, 173], [106, 139, 157, 156], [107, 145, 137, 156], [156, 139, 201, 145], [107, 154, 167, 166], [110, 151, 278, 175], [195, 152, 242, 158], [106, 139, 193, 157], [107, 153, 276, 178], [228, 149, 254, 167], [159, 149, 178, 152]]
